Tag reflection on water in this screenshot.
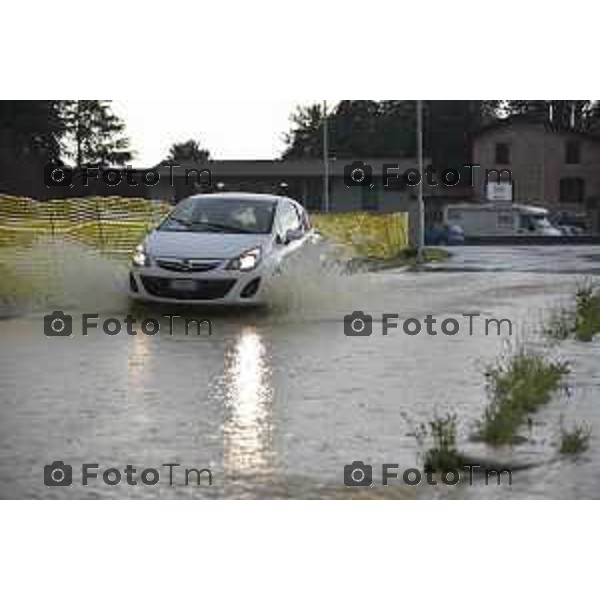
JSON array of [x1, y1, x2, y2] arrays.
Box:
[[222, 327, 274, 477], [128, 329, 152, 388], [126, 332, 157, 428]]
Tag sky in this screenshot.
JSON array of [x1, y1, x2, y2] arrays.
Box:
[[113, 99, 316, 167]]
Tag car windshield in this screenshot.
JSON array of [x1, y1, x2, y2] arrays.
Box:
[[531, 214, 552, 228], [159, 197, 276, 234]]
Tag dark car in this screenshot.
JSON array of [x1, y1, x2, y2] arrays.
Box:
[[425, 224, 465, 246]]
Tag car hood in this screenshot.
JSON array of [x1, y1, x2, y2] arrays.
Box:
[[144, 230, 271, 259]]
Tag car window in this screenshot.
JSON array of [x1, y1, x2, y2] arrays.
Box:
[[278, 201, 302, 234], [160, 197, 276, 234]]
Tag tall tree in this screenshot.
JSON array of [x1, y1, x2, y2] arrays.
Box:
[[282, 103, 327, 159], [425, 100, 503, 168], [60, 100, 132, 166], [164, 139, 211, 163], [504, 100, 593, 129], [283, 101, 415, 159], [0, 100, 64, 161], [372, 100, 417, 156], [330, 100, 381, 157], [584, 101, 600, 133], [0, 101, 66, 196], [283, 100, 503, 161]]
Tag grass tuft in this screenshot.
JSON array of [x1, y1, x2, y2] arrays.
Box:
[[545, 307, 574, 341], [573, 283, 600, 342], [546, 283, 600, 342], [559, 422, 591, 455], [416, 412, 465, 470], [478, 349, 569, 445]]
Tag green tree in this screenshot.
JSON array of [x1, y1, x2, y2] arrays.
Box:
[[0, 100, 64, 161], [504, 100, 593, 129], [372, 100, 417, 157], [164, 139, 211, 163], [425, 100, 503, 168], [282, 103, 327, 159], [330, 100, 381, 157], [283, 100, 414, 159], [282, 100, 503, 162], [61, 100, 133, 166]]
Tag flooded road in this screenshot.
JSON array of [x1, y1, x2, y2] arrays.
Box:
[[1, 244, 599, 499]]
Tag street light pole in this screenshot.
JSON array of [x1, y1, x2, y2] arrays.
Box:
[[416, 99, 425, 261], [323, 100, 330, 212]]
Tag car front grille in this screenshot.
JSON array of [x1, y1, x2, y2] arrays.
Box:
[[140, 276, 236, 300], [155, 258, 221, 272]]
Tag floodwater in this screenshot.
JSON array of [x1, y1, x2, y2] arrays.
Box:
[[1, 242, 599, 499]]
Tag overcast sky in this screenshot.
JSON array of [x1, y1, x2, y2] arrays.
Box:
[[113, 99, 318, 167]]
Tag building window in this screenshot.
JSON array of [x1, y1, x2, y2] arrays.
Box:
[[495, 142, 510, 165], [565, 140, 581, 164], [559, 177, 585, 203]]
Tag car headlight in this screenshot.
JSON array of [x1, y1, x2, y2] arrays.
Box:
[[226, 247, 262, 271], [131, 244, 150, 267]]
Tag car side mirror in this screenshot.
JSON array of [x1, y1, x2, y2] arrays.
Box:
[[276, 230, 300, 245], [284, 228, 303, 243]]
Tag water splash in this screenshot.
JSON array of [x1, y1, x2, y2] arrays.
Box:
[[0, 239, 129, 315], [262, 240, 377, 320], [0, 237, 382, 321]]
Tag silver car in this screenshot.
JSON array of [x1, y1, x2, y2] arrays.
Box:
[[129, 193, 311, 305]]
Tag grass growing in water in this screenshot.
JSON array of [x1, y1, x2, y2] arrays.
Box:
[[573, 283, 600, 342], [415, 412, 465, 470], [559, 422, 591, 455], [545, 307, 574, 341], [546, 283, 600, 342], [478, 349, 570, 445]]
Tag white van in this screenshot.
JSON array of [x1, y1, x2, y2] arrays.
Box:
[[444, 203, 562, 237]]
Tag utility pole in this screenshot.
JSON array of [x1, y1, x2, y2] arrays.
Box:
[[416, 99, 425, 261], [323, 100, 330, 212]]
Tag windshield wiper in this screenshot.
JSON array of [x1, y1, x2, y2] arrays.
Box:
[[191, 222, 257, 234], [166, 216, 193, 228]]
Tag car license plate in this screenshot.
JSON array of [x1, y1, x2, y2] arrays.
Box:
[[170, 279, 196, 292]]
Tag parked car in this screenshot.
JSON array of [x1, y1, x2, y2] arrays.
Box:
[[129, 193, 312, 305], [557, 225, 585, 236], [425, 223, 465, 245]]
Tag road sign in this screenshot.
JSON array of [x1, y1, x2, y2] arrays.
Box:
[[486, 181, 513, 202]]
